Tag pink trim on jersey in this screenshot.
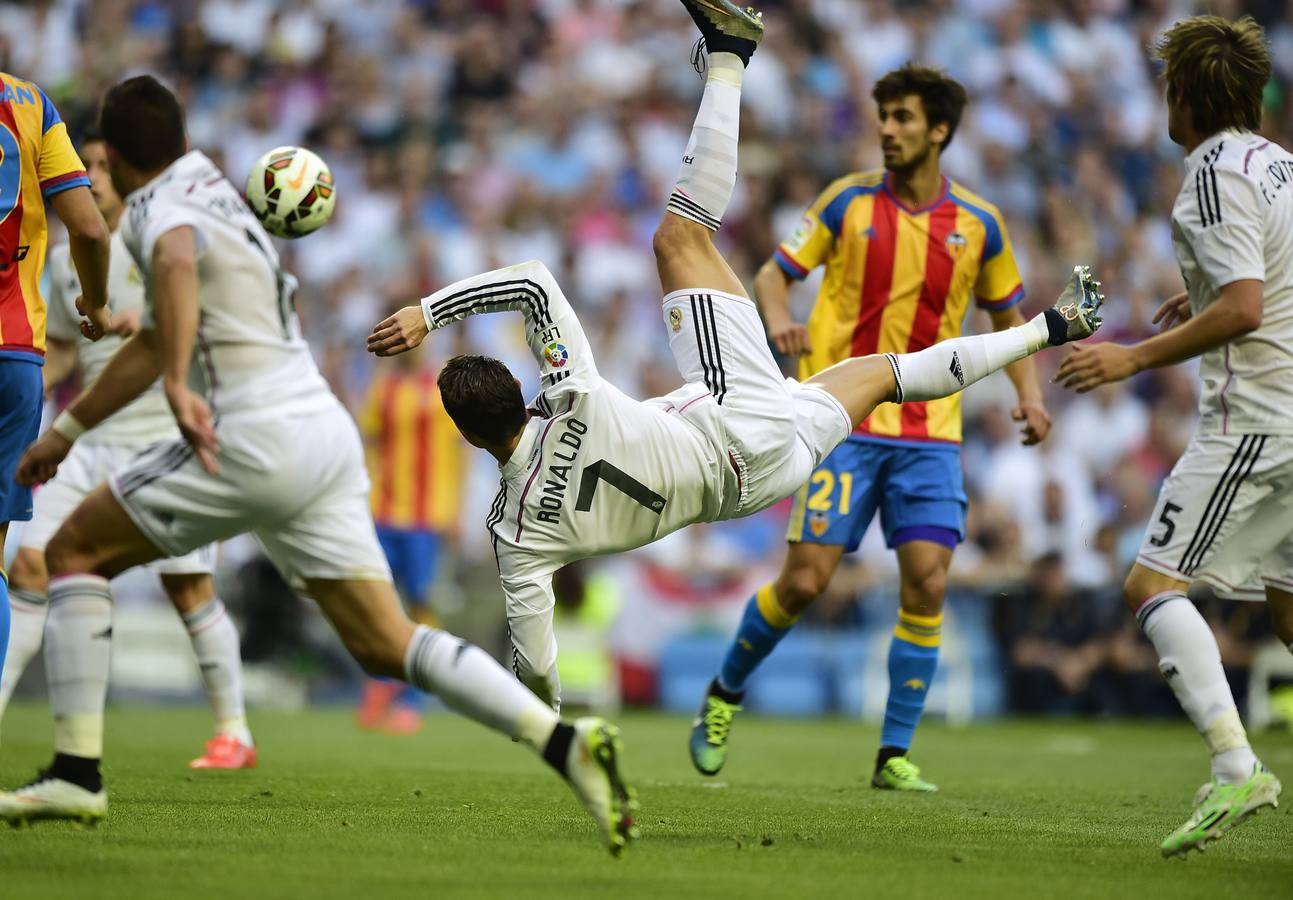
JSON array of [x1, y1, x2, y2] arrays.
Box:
[[679, 394, 709, 414], [1220, 344, 1234, 434], [1134, 588, 1184, 618], [1243, 142, 1270, 174], [514, 395, 575, 542]]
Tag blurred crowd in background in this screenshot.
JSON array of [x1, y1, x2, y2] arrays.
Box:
[[8, 0, 1293, 721]]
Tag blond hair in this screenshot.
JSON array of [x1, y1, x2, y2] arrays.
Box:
[[1155, 15, 1271, 135]]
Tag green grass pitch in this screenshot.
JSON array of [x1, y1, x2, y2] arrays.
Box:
[[1, 704, 1290, 899]]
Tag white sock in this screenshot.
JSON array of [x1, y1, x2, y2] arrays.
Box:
[[46, 574, 113, 759], [182, 598, 252, 746], [404, 625, 558, 753], [0, 587, 49, 720], [889, 315, 1049, 403], [666, 51, 743, 230], [1137, 592, 1257, 784]]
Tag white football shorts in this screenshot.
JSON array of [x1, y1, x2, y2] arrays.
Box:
[[1136, 432, 1293, 600], [109, 403, 391, 588], [661, 288, 851, 516], [23, 438, 215, 576]]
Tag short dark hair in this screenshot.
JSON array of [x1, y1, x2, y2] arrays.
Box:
[[437, 355, 527, 445], [77, 126, 103, 150], [1156, 15, 1271, 135], [99, 75, 186, 172], [871, 64, 968, 151]]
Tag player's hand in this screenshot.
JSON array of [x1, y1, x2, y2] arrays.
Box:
[[1011, 400, 1051, 446], [166, 383, 220, 475], [1151, 291, 1191, 331], [76, 295, 112, 342], [108, 308, 143, 337], [15, 431, 73, 486], [1055, 342, 1140, 393], [766, 314, 811, 356], [367, 306, 429, 356]]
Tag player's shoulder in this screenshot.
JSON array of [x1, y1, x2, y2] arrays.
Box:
[[0, 71, 58, 135], [819, 170, 885, 203], [947, 178, 1006, 224]]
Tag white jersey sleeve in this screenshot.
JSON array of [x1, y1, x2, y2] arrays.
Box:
[[497, 566, 562, 708], [1176, 164, 1265, 290], [1172, 131, 1293, 435], [419, 260, 599, 401], [44, 244, 82, 343]]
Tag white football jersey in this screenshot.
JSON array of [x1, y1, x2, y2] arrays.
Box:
[[1172, 129, 1293, 434], [45, 233, 178, 445], [120, 150, 336, 423], [419, 261, 732, 691]]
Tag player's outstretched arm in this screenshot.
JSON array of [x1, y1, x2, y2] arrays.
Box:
[[501, 572, 562, 710], [16, 329, 162, 486], [369, 260, 600, 392]]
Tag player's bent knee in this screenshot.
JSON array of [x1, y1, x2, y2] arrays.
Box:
[[652, 213, 711, 261], [8, 546, 48, 591], [778, 564, 830, 614], [45, 523, 100, 578], [900, 567, 947, 614], [160, 574, 216, 613], [1123, 565, 1184, 613]]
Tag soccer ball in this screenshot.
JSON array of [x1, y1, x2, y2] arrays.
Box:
[[245, 146, 336, 239]]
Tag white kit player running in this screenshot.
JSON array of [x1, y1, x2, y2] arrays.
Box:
[[368, 0, 1104, 710], [0, 135, 255, 770], [0, 76, 639, 859], [1058, 15, 1287, 857]]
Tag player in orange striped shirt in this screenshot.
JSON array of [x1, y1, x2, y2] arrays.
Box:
[[693, 65, 1050, 790], [0, 72, 110, 684], [355, 349, 465, 732]]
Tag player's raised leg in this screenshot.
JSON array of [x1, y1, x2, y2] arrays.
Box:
[[306, 577, 638, 857], [809, 266, 1106, 427], [0, 484, 165, 825], [162, 571, 257, 769], [653, 0, 762, 298]]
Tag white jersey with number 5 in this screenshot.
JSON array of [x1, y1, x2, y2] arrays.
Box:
[[119, 150, 336, 422], [1173, 128, 1293, 434]]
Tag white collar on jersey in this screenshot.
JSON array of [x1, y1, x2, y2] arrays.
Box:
[[500, 417, 542, 478], [123, 149, 216, 206], [1184, 128, 1253, 172]]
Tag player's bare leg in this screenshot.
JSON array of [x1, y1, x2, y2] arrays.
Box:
[[1123, 563, 1281, 855], [0, 485, 163, 825], [307, 578, 638, 856], [162, 573, 257, 769]]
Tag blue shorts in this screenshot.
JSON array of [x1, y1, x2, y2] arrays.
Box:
[[785, 437, 966, 552], [0, 357, 43, 523], [375, 525, 442, 607]]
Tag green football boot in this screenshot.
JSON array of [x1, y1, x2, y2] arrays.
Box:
[[1161, 764, 1281, 857], [872, 756, 939, 793], [689, 680, 743, 776]]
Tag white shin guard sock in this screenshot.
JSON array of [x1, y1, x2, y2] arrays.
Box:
[[182, 598, 251, 743], [0, 587, 49, 716], [889, 316, 1049, 403], [1137, 592, 1257, 783], [46, 575, 113, 759], [404, 625, 558, 752], [667, 51, 743, 230]]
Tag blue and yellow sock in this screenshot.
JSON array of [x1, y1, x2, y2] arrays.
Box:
[[717, 583, 798, 694], [879, 609, 942, 759], [0, 568, 10, 678]]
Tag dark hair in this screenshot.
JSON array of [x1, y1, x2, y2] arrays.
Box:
[[871, 64, 968, 151], [1156, 15, 1271, 135], [77, 126, 103, 150], [437, 355, 527, 445], [98, 75, 186, 172]]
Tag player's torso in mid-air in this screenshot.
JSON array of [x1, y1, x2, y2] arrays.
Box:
[[45, 234, 176, 445], [490, 381, 727, 570], [1172, 131, 1293, 434], [783, 172, 1022, 444], [120, 150, 336, 422]]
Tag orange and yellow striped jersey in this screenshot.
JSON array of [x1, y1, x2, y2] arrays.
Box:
[[0, 72, 90, 363], [359, 369, 465, 532], [775, 171, 1024, 444]]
